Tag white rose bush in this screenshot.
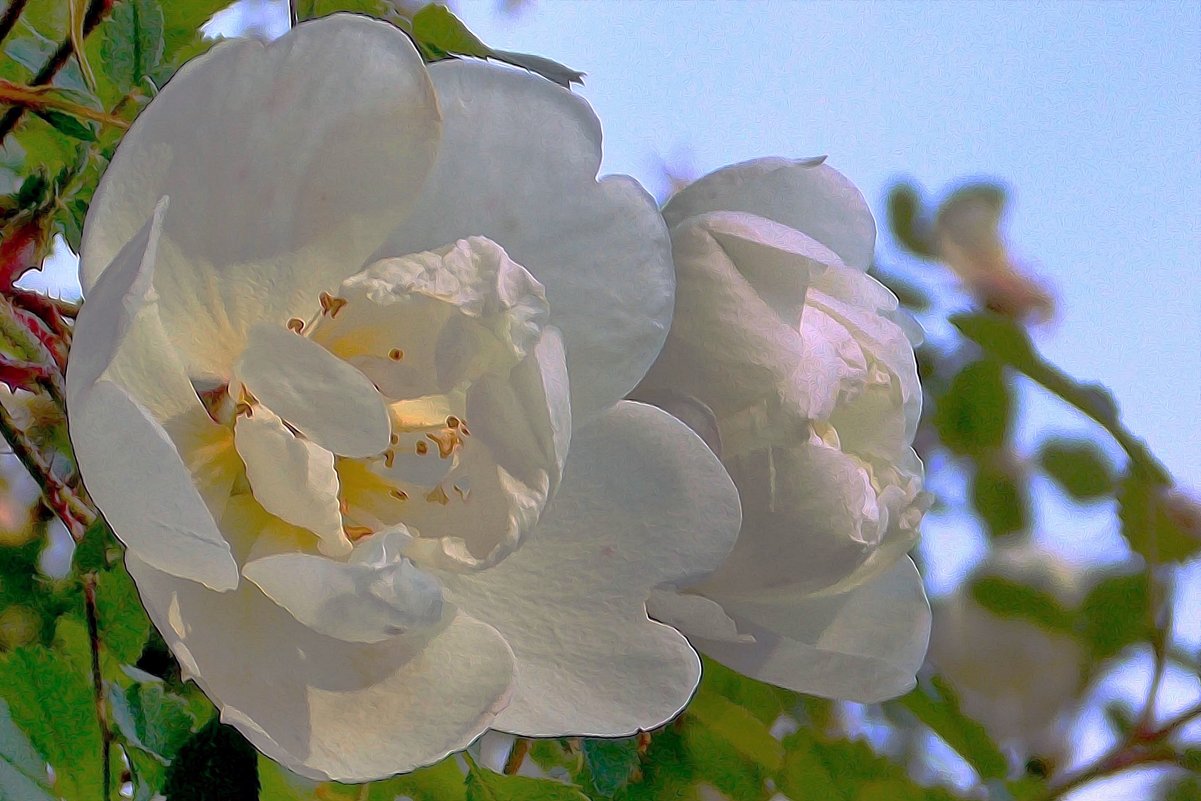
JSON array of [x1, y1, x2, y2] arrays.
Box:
[[0, 3, 1197, 801]]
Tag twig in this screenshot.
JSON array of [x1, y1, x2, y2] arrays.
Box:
[[503, 738, 530, 775], [84, 573, 113, 801], [0, 395, 94, 539], [0, 0, 29, 45], [0, 0, 111, 144]]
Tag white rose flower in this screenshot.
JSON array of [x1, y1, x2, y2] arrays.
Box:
[[65, 16, 741, 781], [930, 545, 1087, 762], [636, 157, 931, 702]]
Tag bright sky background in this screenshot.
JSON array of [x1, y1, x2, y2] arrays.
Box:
[[22, 2, 1201, 798]]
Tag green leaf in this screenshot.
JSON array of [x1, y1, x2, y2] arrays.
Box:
[[409, 5, 583, 88], [101, 0, 165, 93], [968, 575, 1076, 635], [162, 717, 260, 801], [886, 181, 937, 259], [293, 0, 390, 21], [1037, 438, 1116, 501], [686, 683, 784, 772], [895, 675, 1008, 781], [93, 562, 153, 664], [34, 108, 97, 141], [364, 757, 468, 801], [933, 359, 1011, 456], [72, 518, 115, 574], [109, 674, 197, 763], [0, 643, 102, 801], [580, 738, 640, 798], [1080, 571, 1152, 661], [971, 458, 1029, 539], [464, 754, 589, 801], [680, 724, 766, 800], [257, 755, 314, 801], [699, 656, 793, 725], [0, 699, 56, 801], [410, 4, 491, 58], [1118, 472, 1201, 564]]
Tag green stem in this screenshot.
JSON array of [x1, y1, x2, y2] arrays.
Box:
[[84, 573, 113, 801]]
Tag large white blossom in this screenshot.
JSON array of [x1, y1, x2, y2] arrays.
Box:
[[636, 158, 931, 702], [65, 16, 741, 781]]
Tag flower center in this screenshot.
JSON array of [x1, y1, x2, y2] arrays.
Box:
[[217, 237, 569, 573]]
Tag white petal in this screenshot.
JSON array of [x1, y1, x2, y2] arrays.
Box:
[[233, 406, 349, 557], [236, 323, 390, 458], [438, 402, 740, 737], [635, 213, 822, 422], [127, 552, 514, 782], [693, 557, 931, 703], [698, 440, 881, 597], [646, 590, 750, 644], [242, 535, 444, 644], [377, 61, 673, 423], [81, 14, 441, 379], [72, 382, 237, 589], [66, 205, 237, 590], [663, 158, 877, 270]]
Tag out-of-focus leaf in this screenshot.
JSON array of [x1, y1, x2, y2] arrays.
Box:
[[0, 699, 56, 801], [72, 517, 115, 574], [895, 675, 1008, 781], [0, 643, 102, 801], [933, 359, 1011, 456], [971, 457, 1029, 538], [162, 718, 259, 801], [409, 4, 583, 87], [294, 0, 390, 21], [1080, 571, 1152, 661], [93, 561, 152, 664], [100, 0, 165, 93], [1038, 438, 1116, 501], [258, 755, 315, 801], [700, 657, 793, 725], [110, 673, 197, 763], [680, 724, 765, 800], [686, 682, 784, 771], [463, 753, 589, 801], [581, 738, 641, 798], [886, 181, 937, 259], [1119, 472, 1201, 564], [969, 575, 1075, 635], [366, 757, 468, 801]]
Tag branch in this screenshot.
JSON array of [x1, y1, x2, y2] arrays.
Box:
[[0, 0, 29, 45], [0, 0, 111, 143], [0, 80, 129, 129], [84, 573, 113, 801]]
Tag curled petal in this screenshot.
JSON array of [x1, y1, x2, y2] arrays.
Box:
[[663, 157, 877, 270]]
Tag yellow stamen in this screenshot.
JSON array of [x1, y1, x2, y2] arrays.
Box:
[[388, 348, 404, 361], [415, 440, 429, 456], [319, 291, 349, 318], [344, 525, 373, 541], [286, 317, 305, 334], [425, 486, 450, 505], [383, 449, 396, 469], [389, 489, 409, 501]]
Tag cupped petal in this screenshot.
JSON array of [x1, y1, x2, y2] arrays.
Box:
[[697, 439, 881, 597], [691, 557, 931, 703], [66, 204, 237, 590], [634, 212, 824, 423], [235, 323, 391, 458], [377, 61, 673, 422], [243, 531, 444, 644], [438, 401, 740, 737], [81, 14, 441, 379], [662, 157, 877, 270], [127, 547, 515, 782], [233, 405, 349, 557]]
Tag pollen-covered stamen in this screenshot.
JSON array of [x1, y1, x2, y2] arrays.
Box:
[[425, 486, 450, 505], [319, 291, 349, 318], [286, 317, 306, 334], [415, 440, 429, 455], [388, 348, 404, 361], [344, 524, 374, 542]]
